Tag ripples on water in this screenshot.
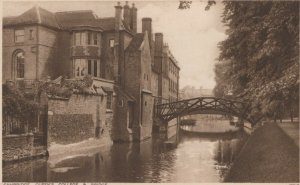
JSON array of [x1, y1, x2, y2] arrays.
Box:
[[3, 126, 248, 182]]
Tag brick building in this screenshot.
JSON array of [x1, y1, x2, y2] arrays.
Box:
[[2, 2, 180, 142]]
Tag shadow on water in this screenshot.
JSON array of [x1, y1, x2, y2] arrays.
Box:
[[3, 129, 248, 182]]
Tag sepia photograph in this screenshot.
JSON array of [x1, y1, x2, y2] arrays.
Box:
[[2, 0, 299, 183]]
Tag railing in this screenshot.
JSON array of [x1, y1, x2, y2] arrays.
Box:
[[155, 96, 261, 124], [3, 114, 28, 135]]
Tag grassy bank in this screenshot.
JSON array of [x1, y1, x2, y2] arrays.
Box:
[[225, 122, 299, 182], [277, 122, 299, 147]]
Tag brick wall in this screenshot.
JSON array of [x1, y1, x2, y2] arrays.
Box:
[[151, 71, 159, 97], [2, 134, 34, 162], [2, 25, 63, 81], [140, 93, 154, 140], [56, 31, 71, 78], [2, 26, 39, 81], [37, 26, 58, 80], [141, 33, 152, 92], [48, 93, 109, 145], [112, 90, 134, 142], [101, 32, 115, 80], [48, 114, 94, 145]]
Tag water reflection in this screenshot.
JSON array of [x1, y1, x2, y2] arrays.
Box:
[[3, 130, 247, 182]]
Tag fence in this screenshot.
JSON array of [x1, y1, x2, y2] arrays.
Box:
[[2, 112, 38, 136], [2, 114, 27, 135]]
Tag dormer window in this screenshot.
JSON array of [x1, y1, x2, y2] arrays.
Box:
[[15, 29, 24, 43]]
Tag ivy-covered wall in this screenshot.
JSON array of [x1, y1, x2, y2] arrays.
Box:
[[48, 114, 94, 145], [48, 93, 110, 146]]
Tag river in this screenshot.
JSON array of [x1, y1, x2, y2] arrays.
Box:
[[3, 118, 248, 182]]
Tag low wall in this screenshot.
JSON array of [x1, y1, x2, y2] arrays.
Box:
[[48, 114, 94, 145], [48, 94, 108, 146], [3, 134, 34, 162]]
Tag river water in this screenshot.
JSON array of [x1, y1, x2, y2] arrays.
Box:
[[3, 119, 248, 182]]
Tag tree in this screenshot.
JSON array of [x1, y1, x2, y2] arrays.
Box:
[[214, 1, 299, 122]]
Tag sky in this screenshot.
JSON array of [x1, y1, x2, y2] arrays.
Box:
[[3, 1, 227, 89]]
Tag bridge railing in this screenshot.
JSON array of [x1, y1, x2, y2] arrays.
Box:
[[155, 96, 259, 124]]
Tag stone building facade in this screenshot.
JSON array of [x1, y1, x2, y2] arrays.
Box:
[[2, 2, 180, 143]]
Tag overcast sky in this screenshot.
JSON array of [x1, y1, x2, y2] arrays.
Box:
[[3, 1, 227, 89]]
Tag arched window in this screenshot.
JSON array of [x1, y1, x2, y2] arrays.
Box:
[[14, 51, 25, 79]]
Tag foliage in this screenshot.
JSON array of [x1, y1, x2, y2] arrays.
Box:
[[2, 83, 39, 121], [214, 1, 299, 120], [38, 75, 94, 98], [2, 75, 95, 126], [178, 1, 216, 10], [178, 1, 192, 9]]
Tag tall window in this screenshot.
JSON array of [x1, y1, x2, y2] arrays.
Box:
[[15, 51, 25, 78], [74, 32, 87, 45], [15, 30, 25, 43], [81, 32, 86, 45], [79, 59, 99, 77], [75, 32, 81, 45], [93, 33, 98, 45], [74, 59, 86, 77], [88, 60, 92, 75], [109, 39, 114, 48], [29, 30, 34, 40], [94, 60, 98, 77], [106, 92, 112, 109], [88, 32, 92, 45]]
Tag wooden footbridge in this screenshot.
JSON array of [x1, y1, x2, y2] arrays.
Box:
[[155, 97, 262, 125]]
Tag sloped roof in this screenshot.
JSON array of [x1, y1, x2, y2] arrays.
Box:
[[96, 17, 115, 31], [3, 6, 133, 33], [126, 33, 144, 52], [3, 6, 60, 29], [55, 10, 102, 30], [96, 17, 131, 32], [115, 87, 135, 102]]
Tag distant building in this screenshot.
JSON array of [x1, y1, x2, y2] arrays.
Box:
[[2, 2, 180, 142], [180, 86, 213, 99]]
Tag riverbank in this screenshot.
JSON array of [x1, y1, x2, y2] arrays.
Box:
[[225, 122, 299, 182], [277, 121, 299, 147]]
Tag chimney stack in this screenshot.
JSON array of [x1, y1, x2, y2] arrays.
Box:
[[155, 33, 163, 56], [142, 17, 152, 43], [123, 1, 131, 29], [131, 3, 137, 34], [115, 2, 122, 31]]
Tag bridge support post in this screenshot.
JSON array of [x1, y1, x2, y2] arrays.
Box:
[[175, 116, 181, 143]]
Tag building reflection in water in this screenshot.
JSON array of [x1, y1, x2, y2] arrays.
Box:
[[3, 129, 247, 182]]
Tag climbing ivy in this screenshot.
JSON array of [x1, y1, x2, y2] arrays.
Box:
[[2, 83, 39, 121], [2, 75, 95, 125]]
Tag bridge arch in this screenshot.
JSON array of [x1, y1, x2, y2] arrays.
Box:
[[156, 97, 262, 125]]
